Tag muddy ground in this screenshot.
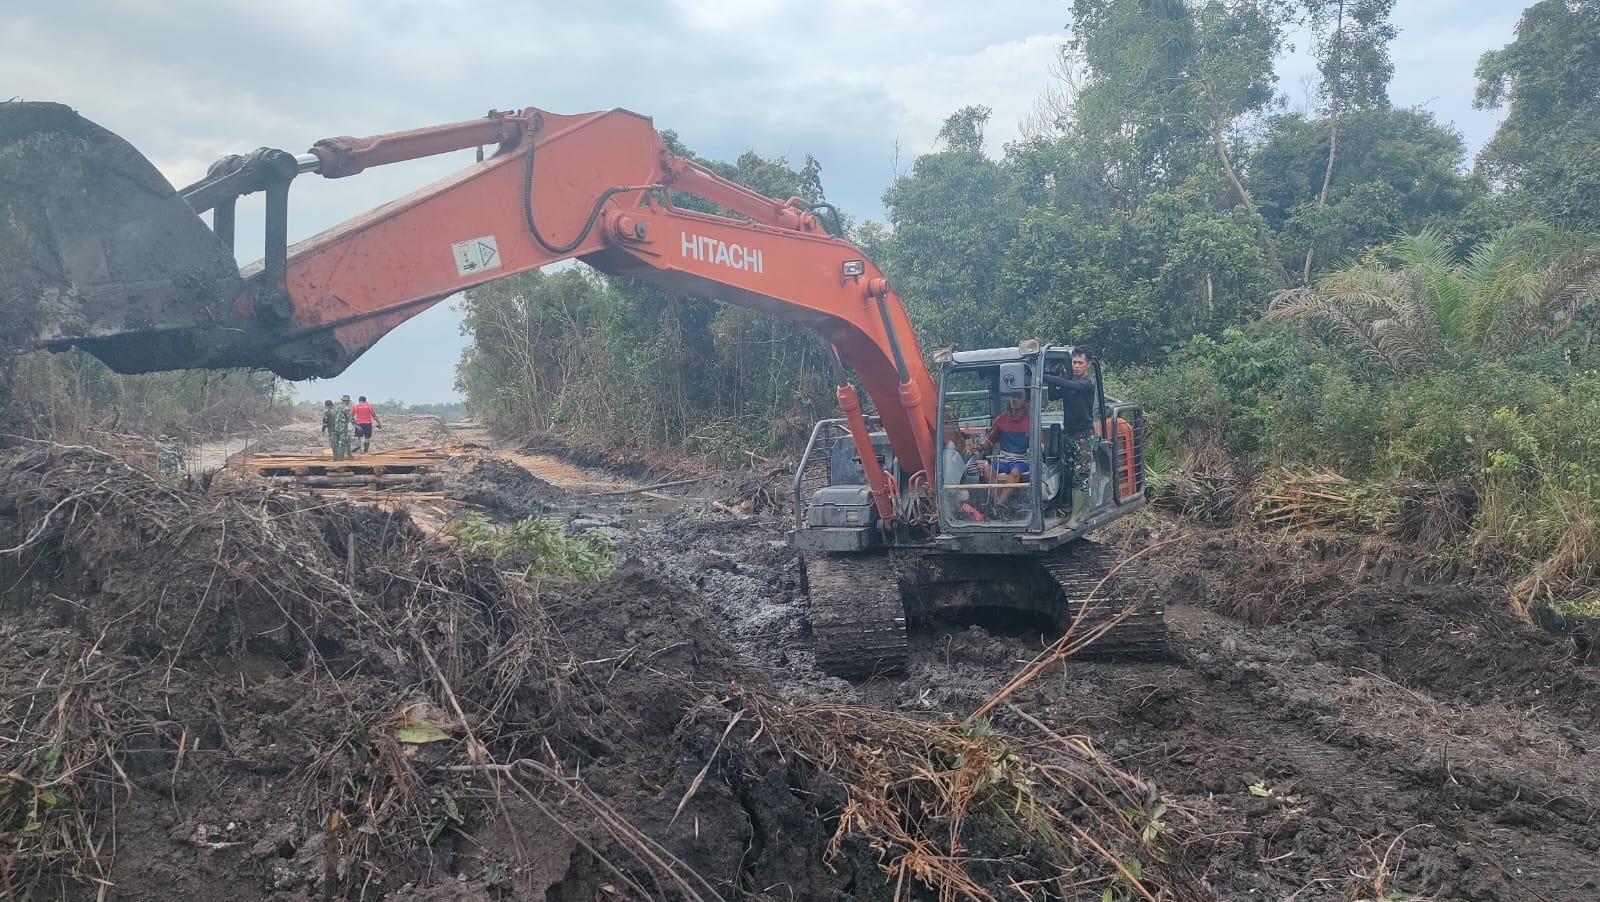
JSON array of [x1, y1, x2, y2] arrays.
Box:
[[2, 419, 1598, 900], [637, 498, 1600, 901]]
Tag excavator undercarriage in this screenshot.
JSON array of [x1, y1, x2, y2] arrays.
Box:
[[804, 543, 1170, 680]]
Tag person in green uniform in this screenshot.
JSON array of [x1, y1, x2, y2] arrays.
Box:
[[331, 395, 353, 460], [320, 400, 335, 451]]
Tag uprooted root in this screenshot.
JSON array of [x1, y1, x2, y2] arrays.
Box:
[[738, 694, 1201, 901]]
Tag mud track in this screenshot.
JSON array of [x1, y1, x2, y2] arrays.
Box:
[[617, 452, 1600, 900], [2, 420, 1597, 900]]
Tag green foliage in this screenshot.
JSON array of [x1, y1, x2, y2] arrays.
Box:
[[445, 512, 615, 584], [877, 126, 1020, 350], [1122, 221, 1600, 611], [1113, 322, 1304, 459], [1116, 353, 1255, 457], [1471, 384, 1600, 612], [1066, 0, 1286, 206], [1474, 0, 1600, 222], [455, 267, 612, 436], [1, 348, 287, 439], [1373, 365, 1552, 480], [1248, 107, 1484, 275], [1268, 224, 1600, 374], [1265, 363, 1382, 472], [1301, 0, 1397, 113]]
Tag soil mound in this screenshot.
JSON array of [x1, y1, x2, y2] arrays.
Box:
[[0, 442, 1181, 901], [1054, 526, 1600, 901], [446, 458, 565, 520], [1139, 529, 1599, 717]]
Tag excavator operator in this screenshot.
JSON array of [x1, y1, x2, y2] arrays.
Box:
[[980, 390, 1032, 508]]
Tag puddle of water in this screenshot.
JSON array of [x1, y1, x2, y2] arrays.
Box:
[[502, 452, 635, 492]]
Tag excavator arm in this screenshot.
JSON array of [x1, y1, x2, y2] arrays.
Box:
[[0, 103, 939, 518]]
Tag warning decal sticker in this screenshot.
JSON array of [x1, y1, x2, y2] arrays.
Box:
[[452, 236, 501, 277]]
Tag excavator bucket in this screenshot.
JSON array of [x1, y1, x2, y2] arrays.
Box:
[[0, 102, 245, 371]]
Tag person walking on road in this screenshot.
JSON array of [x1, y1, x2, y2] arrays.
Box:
[[325, 395, 353, 461], [351, 395, 381, 453], [320, 400, 337, 457]]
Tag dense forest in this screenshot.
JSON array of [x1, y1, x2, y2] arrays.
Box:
[[455, 0, 1600, 612]]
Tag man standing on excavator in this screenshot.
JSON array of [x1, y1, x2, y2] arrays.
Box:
[[1045, 350, 1097, 527]]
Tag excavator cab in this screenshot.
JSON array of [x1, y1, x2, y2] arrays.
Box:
[[936, 355, 1046, 531], [793, 343, 1163, 680], [933, 345, 1146, 544]]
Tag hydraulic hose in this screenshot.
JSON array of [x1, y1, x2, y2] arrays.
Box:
[[520, 113, 637, 256]]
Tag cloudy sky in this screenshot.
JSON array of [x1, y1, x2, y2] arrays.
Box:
[[5, 1, 1526, 404]]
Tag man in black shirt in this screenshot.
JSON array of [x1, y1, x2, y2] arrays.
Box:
[[1043, 350, 1096, 528]]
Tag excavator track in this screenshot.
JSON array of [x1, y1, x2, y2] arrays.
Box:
[[803, 554, 908, 679], [1041, 541, 1170, 658]]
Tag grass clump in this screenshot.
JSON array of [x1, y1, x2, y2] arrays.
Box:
[[446, 512, 616, 584]]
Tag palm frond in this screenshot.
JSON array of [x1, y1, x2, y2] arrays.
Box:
[[1391, 229, 1468, 342], [1497, 246, 1600, 353], [1268, 223, 1600, 369], [1268, 283, 1436, 374], [1477, 231, 1600, 355]]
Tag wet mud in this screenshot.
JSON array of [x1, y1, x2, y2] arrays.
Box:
[[2, 426, 1597, 900]]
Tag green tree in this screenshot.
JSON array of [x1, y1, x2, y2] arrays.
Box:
[[874, 107, 1021, 350], [1295, 0, 1398, 281], [1474, 0, 1600, 223], [1, 349, 285, 438], [455, 267, 613, 434], [1247, 106, 1484, 273], [1067, 0, 1289, 214]]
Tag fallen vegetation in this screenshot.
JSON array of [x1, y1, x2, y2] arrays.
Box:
[[0, 439, 1201, 900]]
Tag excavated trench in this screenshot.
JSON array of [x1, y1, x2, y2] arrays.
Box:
[[2, 419, 1598, 901]]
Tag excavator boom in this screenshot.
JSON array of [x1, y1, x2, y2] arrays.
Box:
[[0, 102, 939, 495]]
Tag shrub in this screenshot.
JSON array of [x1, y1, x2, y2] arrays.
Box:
[[446, 513, 616, 584]]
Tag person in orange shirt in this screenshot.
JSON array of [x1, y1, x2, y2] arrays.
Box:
[[351, 395, 382, 453]]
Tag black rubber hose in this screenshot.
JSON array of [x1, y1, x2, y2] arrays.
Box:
[[521, 113, 633, 256], [808, 202, 845, 238]]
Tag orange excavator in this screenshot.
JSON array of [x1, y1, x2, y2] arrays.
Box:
[[0, 102, 1165, 678]]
